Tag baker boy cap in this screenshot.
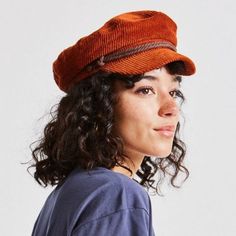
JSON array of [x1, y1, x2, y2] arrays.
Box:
[[53, 10, 196, 92]]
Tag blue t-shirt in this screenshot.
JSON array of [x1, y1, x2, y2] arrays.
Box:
[[32, 166, 156, 236]]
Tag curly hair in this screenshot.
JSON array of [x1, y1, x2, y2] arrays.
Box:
[[27, 61, 189, 196]]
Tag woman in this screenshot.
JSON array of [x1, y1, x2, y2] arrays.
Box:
[[29, 10, 196, 236]]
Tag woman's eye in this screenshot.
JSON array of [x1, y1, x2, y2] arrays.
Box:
[[135, 86, 155, 95], [170, 89, 183, 99]]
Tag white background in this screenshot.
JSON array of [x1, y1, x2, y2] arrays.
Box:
[[1, 0, 236, 235]]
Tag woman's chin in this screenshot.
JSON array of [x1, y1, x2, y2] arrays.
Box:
[[149, 148, 172, 158]]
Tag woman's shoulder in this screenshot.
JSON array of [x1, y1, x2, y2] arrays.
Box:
[[56, 166, 150, 211], [38, 166, 152, 234]]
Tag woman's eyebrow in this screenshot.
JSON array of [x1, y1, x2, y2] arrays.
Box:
[[140, 75, 182, 83]]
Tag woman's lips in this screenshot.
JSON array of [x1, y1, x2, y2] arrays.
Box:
[[154, 125, 175, 137], [154, 130, 175, 137]]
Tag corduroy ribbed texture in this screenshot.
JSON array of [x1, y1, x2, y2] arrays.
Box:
[[53, 10, 196, 92]]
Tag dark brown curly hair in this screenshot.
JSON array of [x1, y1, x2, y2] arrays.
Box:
[[27, 61, 189, 196]]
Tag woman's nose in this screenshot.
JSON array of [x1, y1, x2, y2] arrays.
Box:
[[158, 96, 179, 117]]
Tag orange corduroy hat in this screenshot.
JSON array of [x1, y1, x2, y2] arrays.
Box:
[[53, 10, 196, 92]]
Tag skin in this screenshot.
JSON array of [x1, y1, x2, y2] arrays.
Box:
[[111, 66, 181, 178]]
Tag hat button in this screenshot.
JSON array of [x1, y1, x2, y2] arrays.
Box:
[[97, 56, 105, 66]]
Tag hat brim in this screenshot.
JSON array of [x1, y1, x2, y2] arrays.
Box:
[[102, 48, 196, 76]]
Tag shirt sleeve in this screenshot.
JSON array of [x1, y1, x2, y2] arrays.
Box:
[[71, 208, 153, 236]]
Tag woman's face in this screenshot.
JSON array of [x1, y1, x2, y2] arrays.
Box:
[[113, 66, 181, 160]]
